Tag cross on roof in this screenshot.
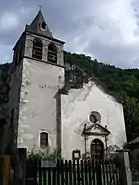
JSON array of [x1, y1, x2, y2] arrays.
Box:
[[39, 5, 42, 11]]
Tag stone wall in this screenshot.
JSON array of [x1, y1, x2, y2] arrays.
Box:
[[24, 34, 64, 66]]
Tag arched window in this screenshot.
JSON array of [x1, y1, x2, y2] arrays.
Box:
[[40, 132, 48, 148], [41, 22, 46, 29], [91, 139, 104, 160], [32, 38, 43, 60], [48, 43, 57, 63]]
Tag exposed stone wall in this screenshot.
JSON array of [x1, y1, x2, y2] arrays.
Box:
[[24, 34, 64, 66], [17, 58, 65, 151], [61, 82, 127, 160]]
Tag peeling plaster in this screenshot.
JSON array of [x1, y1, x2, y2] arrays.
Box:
[[17, 58, 65, 150], [61, 81, 127, 160]]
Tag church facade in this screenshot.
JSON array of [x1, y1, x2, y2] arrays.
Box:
[[8, 10, 127, 160]]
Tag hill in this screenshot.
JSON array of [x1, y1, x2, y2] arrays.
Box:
[[0, 52, 139, 142], [64, 51, 139, 142]]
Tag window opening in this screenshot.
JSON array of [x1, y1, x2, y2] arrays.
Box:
[[32, 38, 43, 60], [89, 111, 101, 123], [41, 22, 46, 29], [40, 132, 48, 148], [48, 43, 57, 63]]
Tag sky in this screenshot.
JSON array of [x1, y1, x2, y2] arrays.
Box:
[[0, 0, 139, 68]]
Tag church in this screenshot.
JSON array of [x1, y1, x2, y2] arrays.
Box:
[[8, 10, 127, 160]]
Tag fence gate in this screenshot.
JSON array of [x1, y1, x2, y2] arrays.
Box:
[[26, 159, 121, 185]]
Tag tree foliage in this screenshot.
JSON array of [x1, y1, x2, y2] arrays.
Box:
[[0, 63, 10, 124], [64, 51, 139, 142], [0, 52, 139, 142]]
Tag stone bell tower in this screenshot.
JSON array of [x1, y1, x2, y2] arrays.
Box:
[[9, 10, 65, 151]]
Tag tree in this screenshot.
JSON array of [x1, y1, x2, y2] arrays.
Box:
[[123, 97, 139, 141]]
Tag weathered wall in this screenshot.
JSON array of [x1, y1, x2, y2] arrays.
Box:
[[24, 34, 64, 66], [61, 82, 127, 160], [17, 58, 65, 151], [8, 62, 23, 141]]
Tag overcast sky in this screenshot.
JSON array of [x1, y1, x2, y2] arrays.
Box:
[[1, 0, 139, 68]]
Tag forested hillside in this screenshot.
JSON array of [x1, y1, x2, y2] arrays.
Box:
[[0, 63, 10, 124], [64, 51, 139, 142], [0, 52, 139, 142]]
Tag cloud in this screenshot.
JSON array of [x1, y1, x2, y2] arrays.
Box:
[[0, 12, 19, 32], [0, 0, 139, 68], [0, 45, 12, 63]]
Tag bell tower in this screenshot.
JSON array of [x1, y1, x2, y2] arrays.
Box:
[[9, 10, 65, 151]]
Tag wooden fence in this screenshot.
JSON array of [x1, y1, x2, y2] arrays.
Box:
[[26, 159, 121, 185], [130, 160, 139, 184]]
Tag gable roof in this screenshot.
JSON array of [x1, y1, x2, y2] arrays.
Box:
[[82, 123, 110, 136]]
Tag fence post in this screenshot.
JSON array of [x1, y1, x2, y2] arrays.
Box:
[[3, 155, 10, 185], [96, 161, 102, 185], [18, 148, 27, 185], [117, 149, 132, 185]]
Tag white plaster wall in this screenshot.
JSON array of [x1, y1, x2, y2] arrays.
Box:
[[17, 58, 65, 151], [61, 82, 127, 160], [6, 61, 23, 154]]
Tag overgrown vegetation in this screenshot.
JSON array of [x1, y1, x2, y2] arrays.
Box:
[[64, 51, 139, 142], [0, 63, 10, 154], [0, 52, 139, 143], [0, 63, 10, 122], [27, 148, 61, 161]]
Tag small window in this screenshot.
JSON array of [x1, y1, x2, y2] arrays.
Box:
[[40, 132, 48, 148], [48, 43, 57, 63], [32, 38, 43, 60], [41, 22, 46, 29], [89, 111, 101, 123]]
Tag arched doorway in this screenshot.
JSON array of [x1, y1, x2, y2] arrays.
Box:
[[91, 139, 104, 160]]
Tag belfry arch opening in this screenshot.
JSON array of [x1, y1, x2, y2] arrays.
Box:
[[48, 43, 57, 63], [32, 38, 43, 60], [41, 21, 46, 29], [91, 139, 104, 160]]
